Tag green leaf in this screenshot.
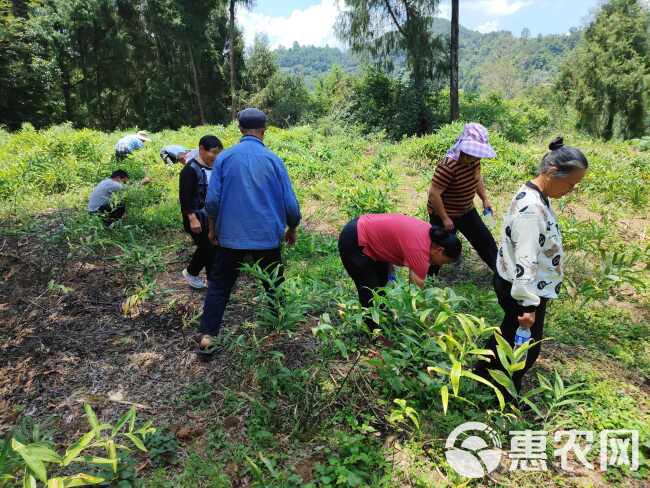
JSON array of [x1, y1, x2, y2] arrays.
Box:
[[461, 370, 505, 409], [63, 430, 96, 466], [24, 445, 61, 464], [105, 440, 118, 474], [111, 410, 132, 437], [426, 366, 448, 377], [23, 473, 37, 488], [434, 311, 449, 328], [404, 407, 420, 430], [12, 440, 48, 484], [450, 361, 461, 396], [84, 405, 99, 432], [457, 314, 475, 341], [128, 407, 136, 433], [123, 433, 146, 453], [82, 455, 118, 466], [334, 339, 348, 359], [440, 385, 449, 415], [52, 473, 106, 487], [468, 348, 494, 357], [494, 333, 514, 362], [488, 369, 518, 399]]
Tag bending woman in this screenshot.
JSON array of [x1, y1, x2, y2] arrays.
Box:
[[476, 137, 588, 397], [338, 213, 461, 323]]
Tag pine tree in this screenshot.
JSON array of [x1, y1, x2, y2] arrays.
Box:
[[560, 0, 650, 139]]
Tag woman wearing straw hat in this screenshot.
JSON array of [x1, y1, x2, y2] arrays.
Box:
[[115, 130, 151, 160], [427, 123, 498, 274]]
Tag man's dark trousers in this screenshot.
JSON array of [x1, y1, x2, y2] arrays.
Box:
[[184, 217, 216, 279], [199, 246, 283, 336]]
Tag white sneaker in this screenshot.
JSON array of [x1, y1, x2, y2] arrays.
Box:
[[182, 269, 206, 289]]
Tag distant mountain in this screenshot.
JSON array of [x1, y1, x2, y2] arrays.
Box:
[[274, 18, 581, 93]]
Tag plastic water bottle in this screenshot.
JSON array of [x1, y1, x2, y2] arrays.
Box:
[[514, 326, 531, 352], [482, 207, 496, 229]]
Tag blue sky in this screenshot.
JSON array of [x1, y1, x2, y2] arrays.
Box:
[[239, 0, 605, 48]]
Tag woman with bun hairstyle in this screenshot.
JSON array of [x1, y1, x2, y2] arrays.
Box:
[[476, 137, 588, 397], [338, 213, 462, 327]]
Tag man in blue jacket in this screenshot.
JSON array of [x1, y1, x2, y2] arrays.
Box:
[[197, 108, 301, 353]]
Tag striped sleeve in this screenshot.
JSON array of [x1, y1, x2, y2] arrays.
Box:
[[431, 158, 456, 191]]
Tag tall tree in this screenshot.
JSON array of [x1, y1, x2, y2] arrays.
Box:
[[336, 0, 446, 134], [229, 0, 254, 119], [335, 0, 445, 93], [450, 0, 459, 121], [560, 0, 650, 139], [244, 33, 277, 95]]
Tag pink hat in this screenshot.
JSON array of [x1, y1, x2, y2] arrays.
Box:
[[446, 123, 496, 160]]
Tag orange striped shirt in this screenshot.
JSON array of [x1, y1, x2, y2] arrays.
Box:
[[428, 157, 480, 218]]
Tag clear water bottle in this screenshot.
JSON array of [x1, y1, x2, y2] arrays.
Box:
[[482, 207, 496, 229], [514, 326, 531, 352]]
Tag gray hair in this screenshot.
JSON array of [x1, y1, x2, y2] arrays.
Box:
[[539, 136, 588, 178]]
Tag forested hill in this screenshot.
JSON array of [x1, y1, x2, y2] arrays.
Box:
[[275, 17, 581, 93]]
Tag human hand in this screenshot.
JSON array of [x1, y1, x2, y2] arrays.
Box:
[[442, 217, 454, 232], [189, 215, 202, 234], [285, 228, 297, 246], [517, 311, 535, 328]]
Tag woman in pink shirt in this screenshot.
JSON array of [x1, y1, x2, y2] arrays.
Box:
[[338, 213, 461, 327]]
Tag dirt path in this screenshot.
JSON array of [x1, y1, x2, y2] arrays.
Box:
[[0, 231, 257, 440]]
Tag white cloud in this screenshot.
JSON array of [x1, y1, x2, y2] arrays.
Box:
[[238, 0, 341, 48], [437, 3, 452, 20], [466, 0, 534, 17], [476, 20, 500, 33]]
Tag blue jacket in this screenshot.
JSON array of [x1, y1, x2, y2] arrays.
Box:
[[205, 135, 301, 250]]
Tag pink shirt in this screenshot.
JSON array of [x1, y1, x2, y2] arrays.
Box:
[[357, 214, 432, 280]]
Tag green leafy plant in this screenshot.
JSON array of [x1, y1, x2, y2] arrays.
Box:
[[241, 262, 310, 333], [519, 370, 590, 429], [387, 398, 420, 434], [346, 283, 505, 412], [1, 405, 153, 487], [143, 430, 179, 467]]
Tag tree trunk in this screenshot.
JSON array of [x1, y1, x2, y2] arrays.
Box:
[[58, 49, 73, 123], [450, 0, 460, 121], [187, 42, 206, 125], [229, 0, 236, 120]]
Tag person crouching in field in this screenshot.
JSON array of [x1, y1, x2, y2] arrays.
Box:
[[87, 170, 151, 226], [427, 123, 498, 274], [475, 137, 588, 401], [160, 145, 190, 165], [179, 135, 223, 289], [196, 108, 301, 355], [338, 213, 461, 330], [114, 131, 150, 160]]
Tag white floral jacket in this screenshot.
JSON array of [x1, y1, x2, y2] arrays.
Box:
[[496, 182, 564, 310]]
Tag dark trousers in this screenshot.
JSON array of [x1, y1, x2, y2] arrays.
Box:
[[429, 208, 497, 274], [184, 226, 216, 279], [338, 218, 389, 328], [94, 203, 126, 226], [199, 246, 283, 336], [475, 273, 548, 396]]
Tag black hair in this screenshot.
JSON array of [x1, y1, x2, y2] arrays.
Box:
[[429, 225, 462, 261], [110, 169, 129, 179], [199, 135, 224, 151], [539, 136, 588, 178]]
